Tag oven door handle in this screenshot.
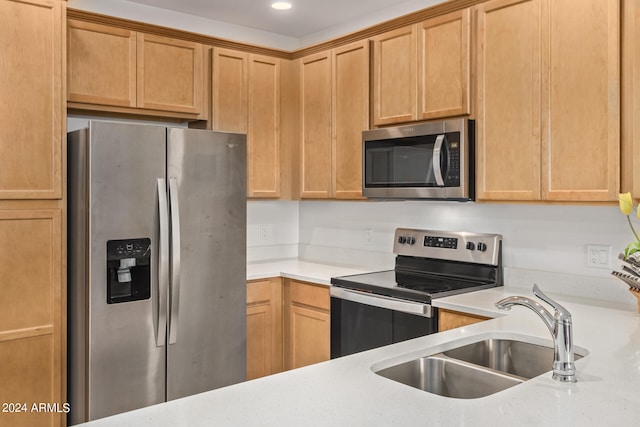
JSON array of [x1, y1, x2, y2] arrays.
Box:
[[330, 287, 433, 318]]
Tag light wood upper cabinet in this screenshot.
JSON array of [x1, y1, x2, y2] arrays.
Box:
[[248, 54, 281, 198], [476, 0, 542, 200], [476, 0, 620, 202], [137, 33, 204, 114], [542, 0, 620, 201], [371, 25, 418, 125], [67, 20, 137, 108], [0, 0, 63, 200], [212, 48, 248, 133], [418, 9, 471, 120], [623, 0, 640, 198], [67, 20, 205, 117], [333, 41, 369, 199], [211, 50, 282, 198], [372, 11, 471, 126], [299, 41, 369, 199], [300, 52, 333, 198], [283, 280, 330, 370]]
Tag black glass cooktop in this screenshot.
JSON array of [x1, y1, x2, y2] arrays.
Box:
[[331, 266, 499, 304]]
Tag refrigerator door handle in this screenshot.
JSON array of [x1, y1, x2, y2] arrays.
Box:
[[157, 178, 169, 347], [168, 178, 181, 345]]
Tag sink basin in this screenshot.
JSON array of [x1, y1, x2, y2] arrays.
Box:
[[373, 337, 586, 398], [375, 355, 523, 399], [443, 339, 584, 380]]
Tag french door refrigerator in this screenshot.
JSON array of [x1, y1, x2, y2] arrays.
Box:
[[67, 120, 246, 424]]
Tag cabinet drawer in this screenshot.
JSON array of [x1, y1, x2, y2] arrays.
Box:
[[288, 280, 330, 311]]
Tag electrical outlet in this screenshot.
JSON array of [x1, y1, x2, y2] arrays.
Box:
[[259, 224, 273, 242], [587, 245, 611, 269], [364, 228, 373, 245]]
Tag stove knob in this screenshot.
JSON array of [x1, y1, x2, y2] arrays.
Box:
[[466, 241, 475, 251], [477, 242, 487, 252], [407, 237, 416, 245], [398, 236, 407, 244]]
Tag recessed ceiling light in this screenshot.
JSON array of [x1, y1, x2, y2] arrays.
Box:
[[271, 2, 292, 10]]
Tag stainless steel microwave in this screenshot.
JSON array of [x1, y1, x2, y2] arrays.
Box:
[[362, 118, 474, 200]]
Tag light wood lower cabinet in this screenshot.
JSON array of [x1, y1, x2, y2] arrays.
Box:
[[284, 280, 330, 370], [246, 278, 283, 380], [0, 209, 64, 427], [246, 278, 331, 377], [438, 309, 490, 332]]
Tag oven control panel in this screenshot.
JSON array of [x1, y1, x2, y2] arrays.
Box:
[[393, 228, 502, 266], [423, 236, 458, 249]]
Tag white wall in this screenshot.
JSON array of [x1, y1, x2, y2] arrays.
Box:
[[292, 200, 637, 309], [247, 201, 299, 262], [297, 201, 630, 275]]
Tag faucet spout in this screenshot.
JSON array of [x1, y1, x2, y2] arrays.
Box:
[[495, 295, 556, 335], [495, 284, 577, 383]]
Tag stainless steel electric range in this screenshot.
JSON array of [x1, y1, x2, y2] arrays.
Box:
[[330, 228, 503, 358]]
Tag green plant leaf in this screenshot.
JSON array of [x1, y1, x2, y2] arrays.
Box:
[[624, 241, 640, 260]]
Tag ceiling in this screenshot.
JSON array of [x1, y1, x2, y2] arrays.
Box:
[[125, 0, 443, 39]]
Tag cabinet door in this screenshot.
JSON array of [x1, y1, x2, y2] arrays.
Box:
[[67, 20, 137, 108], [333, 41, 369, 200], [0, 209, 63, 427], [438, 309, 490, 332], [247, 54, 281, 198], [246, 279, 282, 380], [284, 280, 330, 370], [476, 0, 542, 201], [212, 48, 248, 133], [300, 52, 332, 199], [371, 25, 418, 125], [627, 1, 640, 198], [137, 33, 204, 114], [542, 0, 620, 201], [0, 0, 63, 199], [418, 9, 470, 120]]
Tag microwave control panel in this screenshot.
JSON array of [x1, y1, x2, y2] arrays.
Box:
[[444, 134, 460, 187]]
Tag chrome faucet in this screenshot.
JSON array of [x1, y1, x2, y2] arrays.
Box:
[[495, 284, 577, 383]]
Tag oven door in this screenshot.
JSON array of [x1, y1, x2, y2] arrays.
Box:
[[330, 287, 438, 359]]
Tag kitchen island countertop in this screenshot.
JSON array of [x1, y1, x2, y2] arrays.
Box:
[[76, 261, 640, 426]]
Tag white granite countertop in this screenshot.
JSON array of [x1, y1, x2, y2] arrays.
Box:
[[246, 258, 372, 285], [77, 260, 640, 426]]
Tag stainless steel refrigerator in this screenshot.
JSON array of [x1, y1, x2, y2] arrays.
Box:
[[67, 120, 246, 425]]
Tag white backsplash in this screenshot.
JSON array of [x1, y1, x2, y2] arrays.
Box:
[[250, 200, 637, 309], [247, 201, 299, 262]]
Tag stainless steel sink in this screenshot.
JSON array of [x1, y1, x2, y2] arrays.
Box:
[[374, 338, 586, 399], [443, 339, 584, 380], [375, 355, 523, 399]]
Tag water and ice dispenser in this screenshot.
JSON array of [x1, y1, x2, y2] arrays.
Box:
[[106, 238, 151, 304]]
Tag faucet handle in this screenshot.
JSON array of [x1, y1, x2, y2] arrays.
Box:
[[532, 284, 571, 320]]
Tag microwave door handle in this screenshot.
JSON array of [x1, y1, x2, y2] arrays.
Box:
[[432, 134, 445, 186]]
